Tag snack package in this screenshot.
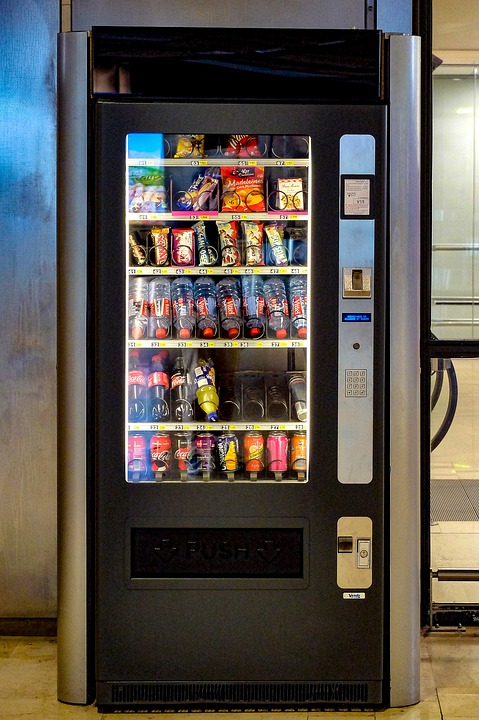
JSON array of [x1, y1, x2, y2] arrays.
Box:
[[264, 223, 289, 266], [276, 177, 304, 211], [241, 221, 264, 266], [176, 168, 219, 212], [149, 226, 169, 266], [216, 220, 241, 266], [194, 220, 217, 266], [172, 227, 195, 266], [174, 134, 205, 158], [221, 167, 265, 213], [128, 167, 167, 213], [222, 134, 262, 158]]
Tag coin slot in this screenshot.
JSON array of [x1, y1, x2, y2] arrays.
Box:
[[338, 535, 353, 553]]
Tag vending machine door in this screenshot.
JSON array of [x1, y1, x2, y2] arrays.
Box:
[[93, 98, 387, 710]]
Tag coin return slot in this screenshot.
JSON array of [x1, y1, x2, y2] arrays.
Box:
[[338, 536, 353, 553]]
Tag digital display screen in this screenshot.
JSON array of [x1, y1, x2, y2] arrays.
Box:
[[342, 313, 372, 322]]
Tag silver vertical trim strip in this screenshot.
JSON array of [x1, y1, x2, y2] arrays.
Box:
[[57, 31, 89, 705], [388, 34, 421, 708]]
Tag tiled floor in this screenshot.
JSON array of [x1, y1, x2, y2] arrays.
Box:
[[1, 632, 479, 719]]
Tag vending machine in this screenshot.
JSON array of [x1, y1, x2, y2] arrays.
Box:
[[57, 27, 421, 711]]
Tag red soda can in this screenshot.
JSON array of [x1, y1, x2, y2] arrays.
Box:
[[243, 432, 264, 473], [150, 433, 171, 477], [291, 432, 307, 472], [128, 433, 148, 481], [267, 432, 288, 476], [195, 433, 216, 473], [174, 432, 192, 473]]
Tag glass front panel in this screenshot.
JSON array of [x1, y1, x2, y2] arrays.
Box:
[[432, 67, 479, 339], [126, 133, 309, 483], [430, 357, 479, 607]]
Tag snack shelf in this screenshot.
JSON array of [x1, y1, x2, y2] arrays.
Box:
[[128, 266, 308, 276], [127, 158, 309, 168], [127, 339, 307, 350], [129, 422, 306, 433], [128, 211, 309, 222]]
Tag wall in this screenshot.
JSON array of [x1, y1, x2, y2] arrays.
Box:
[[0, 0, 58, 620]]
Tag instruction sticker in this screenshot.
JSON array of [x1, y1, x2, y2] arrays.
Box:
[[343, 177, 371, 217]]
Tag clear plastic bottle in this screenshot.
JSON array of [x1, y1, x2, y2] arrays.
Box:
[[216, 277, 242, 339], [193, 277, 217, 339], [194, 358, 219, 421], [241, 275, 266, 338], [170, 355, 194, 421], [148, 278, 171, 339], [147, 352, 170, 422], [288, 276, 307, 339], [128, 277, 149, 340], [171, 277, 196, 339], [263, 277, 290, 339], [128, 350, 147, 422]]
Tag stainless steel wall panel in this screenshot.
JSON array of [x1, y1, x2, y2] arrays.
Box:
[[0, 0, 58, 618], [71, 0, 367, 31]]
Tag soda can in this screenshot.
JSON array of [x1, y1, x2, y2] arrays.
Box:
[[128, 433, 148, 481], [150, 433, 171, 478], [244, 432, 264, 476], [174, 432, 192, 475], [291, 432, 307, 475], [267, 432, 288, 478], [195, 433, 216, 474], [217, 433, 239, 476]]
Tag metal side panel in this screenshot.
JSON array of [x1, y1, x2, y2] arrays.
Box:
[[388, 34, 421, 708], [57, 31, 90, 705]]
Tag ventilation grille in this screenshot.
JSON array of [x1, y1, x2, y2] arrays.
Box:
[[110, 681, 370, 707]]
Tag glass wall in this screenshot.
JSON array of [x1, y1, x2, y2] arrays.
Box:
[[432, 67, 479, 339]]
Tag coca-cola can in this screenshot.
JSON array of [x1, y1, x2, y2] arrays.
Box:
[[195, 433, 216, 472], [267, 432, 288, 473], [150, 433, 171, 476], [128, 433, 148, 481], [217, 433, 239, 472], [174, 432, 192, 473]]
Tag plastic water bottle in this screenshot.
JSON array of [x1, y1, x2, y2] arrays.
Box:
[[216, 277, 242, 339], [128, 277, 148, 340], [148, 278, 171, 339], [193, 277, 217, 339], [241, 275, 266, 338], [128, 350, 147, 422], [171, 277, 196, 339], [263, 277, 290, 339], [288, 276, 307, 339]]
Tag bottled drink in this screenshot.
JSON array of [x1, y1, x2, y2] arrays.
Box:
[[216, 277, 242, 339], [288, 276, 307, 339], [193, 277, 217, 339], [128, 277, 149, 340], [147, 353, 170, 422], [194, 358, 219, 421], [263, 277, 290, 339], [171, 277, 196, 339], [241, 275, 266, 338], [128, 350, 147, 422], [148, 278, 171, 339], [170, 356, 194, 421]]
